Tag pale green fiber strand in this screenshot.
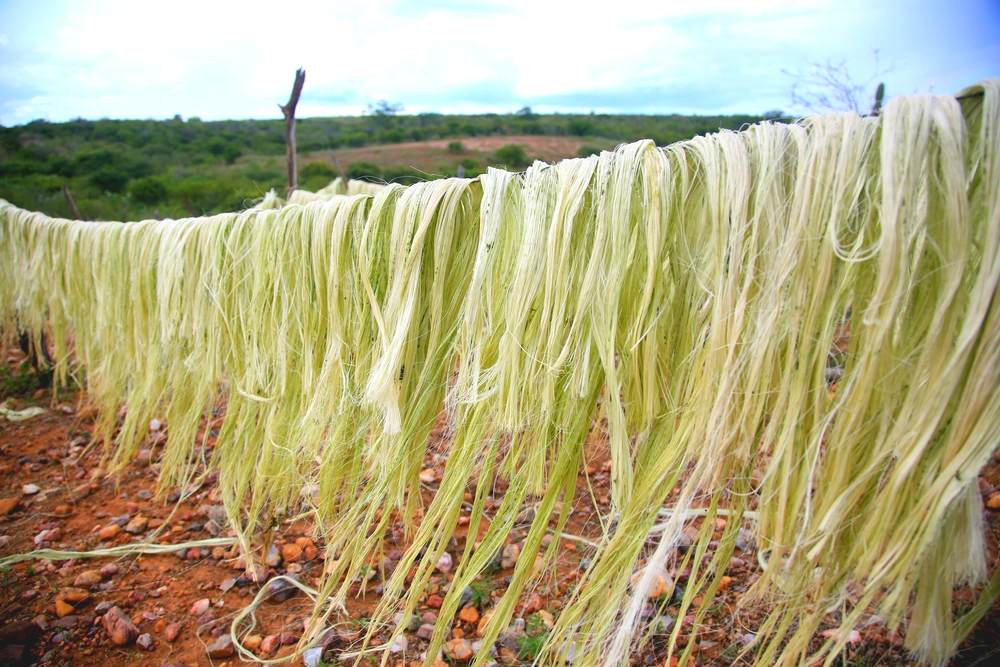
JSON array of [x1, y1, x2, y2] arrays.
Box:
[[1, 81, 999, 667]]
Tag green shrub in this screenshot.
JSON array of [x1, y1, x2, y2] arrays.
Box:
[[130, 176, 168, 204], [301, 162, 338, 180], [577, 145, 602, 158], [346, 162, 382, 182], [493, 144, 530, 169], [447, 141, 464, 154], [90, 167, 130, 193], [222, 145, 243, 165]]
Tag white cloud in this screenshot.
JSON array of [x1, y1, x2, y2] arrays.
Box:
[[0, 0, 996, 124]]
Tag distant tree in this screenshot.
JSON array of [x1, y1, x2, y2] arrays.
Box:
[[576, 145, 602, 158], [222, 145, 243, 165], [367, 100, 404, 116], [762, 110, 785, 121], [567, 119, 594, 136], [515, 106, 534, 117], [784, 52, 889, 115], [447, 141, 465, 154], [301, 162, 337, 180]]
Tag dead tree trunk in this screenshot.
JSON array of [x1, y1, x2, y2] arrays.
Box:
[[279, 68, 306, 196]]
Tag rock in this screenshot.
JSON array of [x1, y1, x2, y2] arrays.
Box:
[[718, 575, 734, 591], [74, 570, 103, 587], [60, 587, 90, 604], [99, 563, 120, 577], [54, 598, 75, 617], [459, 606, 480, 624], [445, 638, 474, 661], [653, 614, 675, 633], [537, 609, 554, 629], [501, 543, 520, 569], [189, 598, 210, 616], [426, 594, 443, 609], [303, 646, 324, 667], [136, 633, 154, 650], [265, 542, 282, 567], [51, 615, 77, 629], [281, 542, 303, 563], [34, 527, 60, 546], [0, 497, 19, 516], [419, 468, 437, 483], [417, 623, 435, 640], [164, 622, 182, 642], [219, 577, 237, 592], [389, 634, 408, 653], [206, 634, 235, 658], [98, 524, 121, 540], [124, 516, 148, 534], [986, 492, 1000, 510], [22, 483, 40, 495], [243, 633, 262, 650], [436, 551, 453, 574], [260, 634, 281, 655], [523, 593, 544, 614], [735, 528, 754, 552], [102, 606, 139, 646]]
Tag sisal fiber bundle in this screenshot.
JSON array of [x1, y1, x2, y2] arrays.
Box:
[[2, 81, 999, 667]]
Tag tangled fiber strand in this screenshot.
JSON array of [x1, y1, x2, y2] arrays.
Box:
[[1, 81, 999, 667]]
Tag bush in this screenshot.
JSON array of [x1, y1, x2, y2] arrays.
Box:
[[90, 167, 130, 193], [447, 141, 465, 154], [301, 162, 337, 180], [346, 162, 382, 182], [222, 145, 243, 165], [493, 144, 530, 169], [567, 119, 595, 136], [382, 165, 424, 185], [577, 145, 602, 158], [130, 176, 168, 204]]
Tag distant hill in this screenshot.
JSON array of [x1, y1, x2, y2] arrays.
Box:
[[0, 110, 771, 220]]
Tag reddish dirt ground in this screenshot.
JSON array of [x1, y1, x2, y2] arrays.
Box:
[[0, 345, 998, 666]]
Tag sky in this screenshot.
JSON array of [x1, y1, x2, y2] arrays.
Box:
[[0, 0, 997, 125]]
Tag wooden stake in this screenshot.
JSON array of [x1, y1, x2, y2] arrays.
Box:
[[62, 185, 81, 219], [279, 68, 306, 196]]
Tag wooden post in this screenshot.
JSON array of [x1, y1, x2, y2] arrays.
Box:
[[62, 185, 81, 219], [279, 68, 306, 196]]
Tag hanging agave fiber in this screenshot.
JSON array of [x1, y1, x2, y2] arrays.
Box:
[[1, 81, 999, 667]]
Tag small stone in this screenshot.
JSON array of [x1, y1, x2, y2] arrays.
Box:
[[419, 468, 437, 483], [303, 646, 324, 667], [34, 527, 60, 546], [22, 483, 40, 495], [459, 606, 480, 624], [164, 622, 182, 642], [136, 633, 154, 650], [735, 528, 754, 552], [436, 551, 453, 574], [243, 633, 262, 650], [426, 594, 443, 609], [206, 634, 235, 658], [124, 515, 148, 534], [422, 611, 438, 624], [501, 543, 520, 569], [219, 577, 237, 592], [986, 492, 1000, 510], [522, 593, 544, 614], [74, 570, 103, 587], [98, 524, 120, 540], [718, 575, 734, 591], [60, 587, 90, 604], [189, 598, 210, 616], [99, 563, 120, 577], [389, 634, 408, 653], [265, 542, 282, 567], [260, 634, 281, 655], [537, 609, 554, 629], [54, 598, 75, 617], [417, 623, 435, 640], [0, 497, 19, 516], [281, 542, 303, 563], [445, 638, 474, 661], [102, 606, 139, 646], [149, 418, 163, 432], [51, 615, 78, 629]]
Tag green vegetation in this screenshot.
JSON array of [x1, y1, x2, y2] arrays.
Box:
[[1, 110, 771, 219]]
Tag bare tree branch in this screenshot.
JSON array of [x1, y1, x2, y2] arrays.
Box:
[[279, 68, 306, 195], [783, 51, 889, 115]]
